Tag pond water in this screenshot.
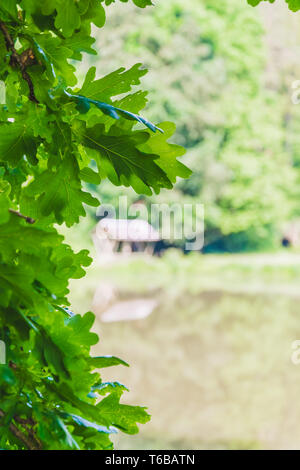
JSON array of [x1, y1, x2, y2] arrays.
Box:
[[70, 254, 300, 449]]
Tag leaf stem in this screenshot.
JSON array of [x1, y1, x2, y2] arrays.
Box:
[[9, 209, 36, 224]]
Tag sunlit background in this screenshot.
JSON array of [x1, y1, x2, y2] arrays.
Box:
[[62, 0, 300, 450]]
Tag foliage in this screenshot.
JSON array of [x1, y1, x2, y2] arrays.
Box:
[[0, 0, 190, 449], [92, 0, 298, 251], [248, 0, 300, 11]]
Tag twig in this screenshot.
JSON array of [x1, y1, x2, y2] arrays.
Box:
[[0, 21, 38, 103], [13, 415, 42, 449], [9, 209, 35, 224], [0, 410, 41, 450], [13, 415, 34, 427]]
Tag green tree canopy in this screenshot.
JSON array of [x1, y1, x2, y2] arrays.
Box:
[[0, 0, 190, 449]]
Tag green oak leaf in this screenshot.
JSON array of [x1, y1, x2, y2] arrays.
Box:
[[0, 0, 18, 20], [81, 123, 172, 195], [78, 64, 147, 102], [54, 0, 81, 38], [23, 153, 99, 225], [87, 355, 130, 369], [34, 34, 77, 86], [63, 28, 97, 60], [138, 122, 191, 183], [96, 392, 150, 434], [0, 122, 37, 166], [82, 0, 106, 28]]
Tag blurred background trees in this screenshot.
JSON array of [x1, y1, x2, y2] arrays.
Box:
[[79, 0, 300, 252]]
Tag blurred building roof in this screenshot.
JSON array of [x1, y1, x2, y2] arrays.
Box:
[[96, 218, 160, 242]]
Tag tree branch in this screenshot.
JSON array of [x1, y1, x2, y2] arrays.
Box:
[[0, 410, 41, 450], [13, 415, 42, 449], [0, 21, 38, 103], [9, 209, 36, 224]]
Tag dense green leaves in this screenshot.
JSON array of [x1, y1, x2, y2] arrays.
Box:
[[247, 0, 300, 11], [105, 0, 153, 7], [0, 0, 188, 450]]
